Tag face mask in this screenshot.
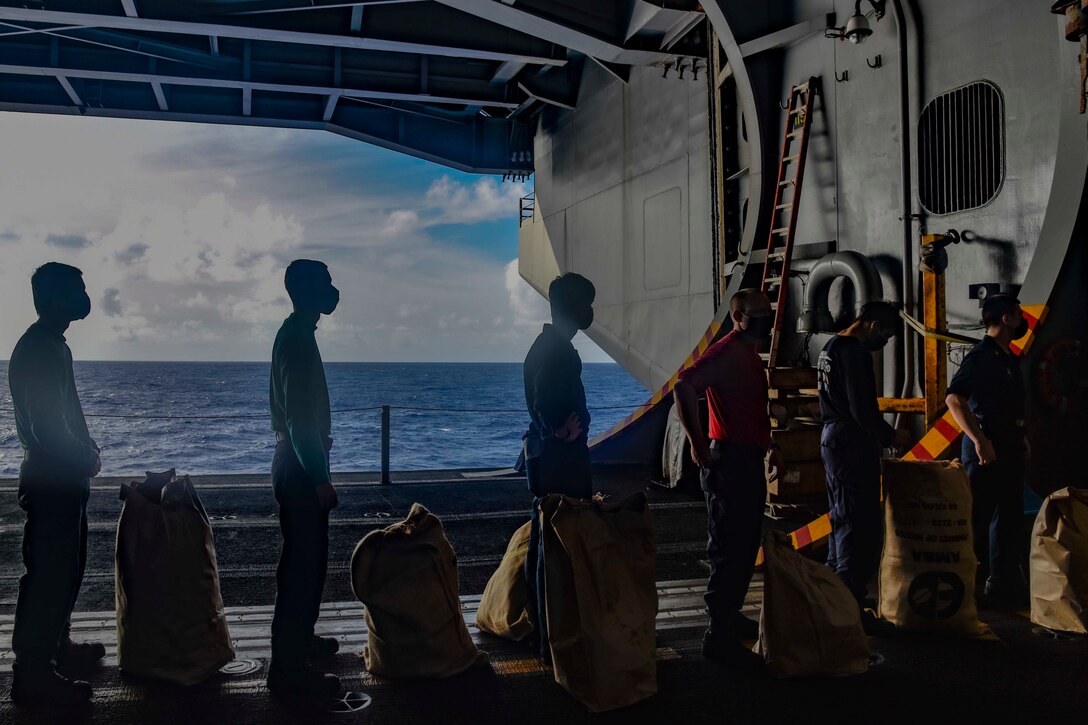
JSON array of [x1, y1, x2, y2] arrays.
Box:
[[865, 330, 891, 352], [743, 314, 773, 340], [1011, 317, 1028, 339], [72, 291, 92, 321], [321, 286, 340, 315], [576, 307, 594, 331]]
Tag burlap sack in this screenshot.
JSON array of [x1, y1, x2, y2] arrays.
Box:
[[351, 503, 488, 678], [1030, 487, 1088, 634], [115, 471, 234, 685], [476, 521, 534, 641], [878, 460, 985, 636], [756, 531, 869, 678], [539, 493, 657, 713]]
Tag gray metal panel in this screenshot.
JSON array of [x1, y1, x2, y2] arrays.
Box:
[[532, 61, 714, 390], [572, 67, 626, 203]]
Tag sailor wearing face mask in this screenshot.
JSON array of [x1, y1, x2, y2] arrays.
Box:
[[673, 289, 781, 669], [8, 263, 103, 705], [522, 272, 596, 663], [817, 300, 906, 633], [945, 294, 1030, 607]]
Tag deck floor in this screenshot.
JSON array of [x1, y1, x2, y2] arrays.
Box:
[[1, 471, 1085, 723]]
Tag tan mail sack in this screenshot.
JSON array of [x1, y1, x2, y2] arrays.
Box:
[[115, 470, 234, 685], [879, 460, 985, 636], [757, 531, 869, 678], [476, 521, 533, 641], [540, 493, 657, 713], [1030, 487, 1088, 634], [351, 503, 488, 678]]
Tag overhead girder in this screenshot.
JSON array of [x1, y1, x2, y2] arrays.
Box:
[[0, 0, 709, 174], [434, 0, 703, 66], [0, 6, 566, 66]]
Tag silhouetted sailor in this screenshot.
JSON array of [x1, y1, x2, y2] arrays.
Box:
[[673, 289, 779, 670], [946, 294, 1030, 608], [268, 259, 342, 697], [522, 272, 595, 661], [8, 263, 103, 706], [817, 300, 907, 633]]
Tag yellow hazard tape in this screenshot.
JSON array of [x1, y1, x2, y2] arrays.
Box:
[[899, 309, 981, 345], [591, 320, 724, 446]]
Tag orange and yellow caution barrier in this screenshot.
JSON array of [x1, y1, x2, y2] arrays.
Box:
[[759, 303, 1049, 564]]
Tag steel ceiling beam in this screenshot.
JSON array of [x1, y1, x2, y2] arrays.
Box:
[[0, 98, 527, 174], [0, 62, 521, 108], [0, 6, 567, 66], [222, 1, 423, 15], [434, 0, 679, 65]]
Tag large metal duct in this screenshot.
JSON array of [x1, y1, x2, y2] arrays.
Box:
[[797, 251, 884, 333]]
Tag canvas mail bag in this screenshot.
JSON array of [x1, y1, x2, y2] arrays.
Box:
[[1030, 487, 1088, 634], [756, 531, 869, 678], [351, 503, 487, 679], [878, 460, 985, 636], [115, 470, 234, 685], [539, 492, 657, 713], [476, 521, 534, 641]]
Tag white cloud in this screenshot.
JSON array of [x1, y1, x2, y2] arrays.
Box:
[[504, 259, 549, 328], [381, 209, 420, 237], [380, 175, 530, 235], [0, 112, 613, 364]]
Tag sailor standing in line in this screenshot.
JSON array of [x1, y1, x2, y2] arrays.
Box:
[[673, 289, 781, 670], [946, 294, 1031, 607], [522, 272, 596, 662], [816, 300, 907, 633], [267, 259, 343, 696], [8, 263, 104, 706]]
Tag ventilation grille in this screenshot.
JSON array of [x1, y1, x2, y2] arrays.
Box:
[[919, 81, 1004, 215]]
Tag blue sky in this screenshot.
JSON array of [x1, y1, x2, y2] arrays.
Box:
[[0, 112, 609, 363]]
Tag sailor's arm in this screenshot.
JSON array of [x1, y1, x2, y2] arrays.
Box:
[[532, 353, 579, 438], [672, 380, 710, 468], [945, 349, 995, 464], [673, 351, 726, 468], [843, 347, 896, 447], [279, 339, 332, 486], [17, 345, 100, 477]]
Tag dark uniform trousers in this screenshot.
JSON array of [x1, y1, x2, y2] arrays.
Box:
[[701, 441, 767, 630], [12, 476, 91, 669], [821, 423, 882, 603], [962, 438, 1026, 586], [523, 442, 591, 658], [270, 439, 331, 667]]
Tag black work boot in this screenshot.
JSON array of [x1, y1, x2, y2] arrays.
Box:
[[11, 664, 92, 706], [55, 638, 107, 668], [729, 613, 760, 642], [859, 608, 896, 637], [267, 663, 341, 697], [307, 635, 339, 660], [701, 627, 764, 672]]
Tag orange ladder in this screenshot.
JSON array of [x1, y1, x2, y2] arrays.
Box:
[[760, 77, 818, 368]]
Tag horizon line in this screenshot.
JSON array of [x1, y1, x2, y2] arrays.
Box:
[[0, 359, 621, 365]]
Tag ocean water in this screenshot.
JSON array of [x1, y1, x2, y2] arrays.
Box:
[[0, 361, 648, 478]]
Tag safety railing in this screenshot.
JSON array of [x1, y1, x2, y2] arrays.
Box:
[[519, 191, 536, 227], [0, 402, 638, 485]]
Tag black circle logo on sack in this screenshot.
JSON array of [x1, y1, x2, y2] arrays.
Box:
[[907, 572, 965, 620]]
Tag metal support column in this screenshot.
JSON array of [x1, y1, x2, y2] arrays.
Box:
[[923, 269, 948, 425], [381, 405, 391, 485]]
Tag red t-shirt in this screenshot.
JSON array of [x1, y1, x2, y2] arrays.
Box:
[[676, 330, 771, 447]]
